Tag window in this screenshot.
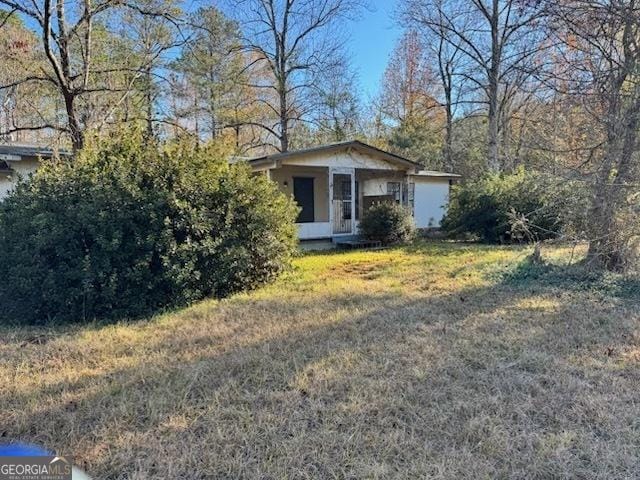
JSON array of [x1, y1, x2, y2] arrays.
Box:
[[387, 182, 401, 203]]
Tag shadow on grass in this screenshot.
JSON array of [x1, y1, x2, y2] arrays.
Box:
[[3, 248, 640, 478], [501, 256, 640, 301]]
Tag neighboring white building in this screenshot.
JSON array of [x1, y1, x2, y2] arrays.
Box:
[[243, 140, 460, 240], [0, 144, 65, 199]]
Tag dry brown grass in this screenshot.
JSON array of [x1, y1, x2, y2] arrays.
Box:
[[1, 241, 640, 479]]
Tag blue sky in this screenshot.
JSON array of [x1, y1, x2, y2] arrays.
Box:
[[348, 0, 402, 99]]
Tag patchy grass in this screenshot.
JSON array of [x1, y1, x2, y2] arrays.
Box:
[[1, 241, 640, 479]]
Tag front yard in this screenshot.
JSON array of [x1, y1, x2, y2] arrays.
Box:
[[2, 242, 640, 479]]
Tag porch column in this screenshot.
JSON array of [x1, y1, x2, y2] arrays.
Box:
[[402, 171, 410, 207], [328, 167, 334, 234], [350, 170, 356, 234]]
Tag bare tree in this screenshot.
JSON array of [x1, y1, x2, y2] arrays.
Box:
[[0, 0, 181, 151], [380, 30, 440, 126], [379, 29, 446, 167], [117, 0, 183, 141], [0, 10, 57, 144], [226, 0, 366, 152], [401, 0, 547, 171], [548, 0, 640, 271], [400, 4, 467, 170], [311, 57, 362, 143]]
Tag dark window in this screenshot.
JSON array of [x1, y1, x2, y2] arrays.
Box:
[[293, 177, 315, 223], [387, 182, 401, 203]]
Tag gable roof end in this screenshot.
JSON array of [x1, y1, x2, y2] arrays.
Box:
[[244, 140, 423, 170]]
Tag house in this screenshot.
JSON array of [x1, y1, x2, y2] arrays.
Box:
[[0, 141, 460, 243], [243, 141, 460, 241], [0, 144, 65, 199]]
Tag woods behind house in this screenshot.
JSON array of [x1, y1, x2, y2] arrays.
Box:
[[1, 0, 639, 271]]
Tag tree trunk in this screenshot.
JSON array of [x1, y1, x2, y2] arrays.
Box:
[[279, 86, 289, 152], [209, 84, 217, 140], [487, 0, 501, 172], [586, 105, 639, 272], [144, 66, 154, 141], [443, 84, 453, 172], [585, 175, 624, 270], [64, 92, 84, 152]]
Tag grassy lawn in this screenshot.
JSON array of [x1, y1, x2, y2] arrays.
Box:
[[2, 241, 640, 479]]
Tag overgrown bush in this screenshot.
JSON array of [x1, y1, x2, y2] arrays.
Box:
[[442, 167, 589, 243], [0, 136, 299, 324], [359, 201, 416, 245]]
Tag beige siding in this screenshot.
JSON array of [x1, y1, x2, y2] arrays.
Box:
[[270, 166, 329, 222], [0, 157, 39, 200], [282, 149, 409, 171], [356, 171, 406, 197]]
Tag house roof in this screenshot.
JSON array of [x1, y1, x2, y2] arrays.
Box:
[[411, 170, 461, 178], [244, 140, 424, 170], [0, 143, 70, 160], [242, 140, 461, 177]]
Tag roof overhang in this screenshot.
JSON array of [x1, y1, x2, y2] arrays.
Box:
[[0, 144, 70, 162], [409, 171, 462, 179]]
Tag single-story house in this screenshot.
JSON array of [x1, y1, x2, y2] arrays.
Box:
[[1, 141, 460, 243], [243, 140, 460, 241], [0, 144, 64, 199]]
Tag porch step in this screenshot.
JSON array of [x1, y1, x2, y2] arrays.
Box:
[[335, 239, 383, 250]]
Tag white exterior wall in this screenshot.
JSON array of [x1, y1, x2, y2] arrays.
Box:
[[412, 177, 451, 228], [297, 222, 332, 240], [0, 158, 39, 200]]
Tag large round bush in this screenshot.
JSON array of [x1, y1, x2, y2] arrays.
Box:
[[358, 201, 416, 245], [0, 138, 298, 324], [442, 167, 589, 243]]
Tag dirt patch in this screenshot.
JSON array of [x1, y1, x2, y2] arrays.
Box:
[[329, 260, 394, 280]]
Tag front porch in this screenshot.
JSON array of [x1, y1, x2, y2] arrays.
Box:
[[268, 165, 412, 240]]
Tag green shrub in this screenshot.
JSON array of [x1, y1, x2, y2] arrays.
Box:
[[0, 136, 299, 324], [359, 201, 416, 245], [442, 167, 589, 243]]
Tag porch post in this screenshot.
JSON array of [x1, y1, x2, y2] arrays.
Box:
[[402, 171, 410, 207], [350, 170, 356, 235], [328, 167, 334, 236]]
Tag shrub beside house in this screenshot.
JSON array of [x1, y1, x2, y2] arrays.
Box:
[[0, 137, 299, 325]]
